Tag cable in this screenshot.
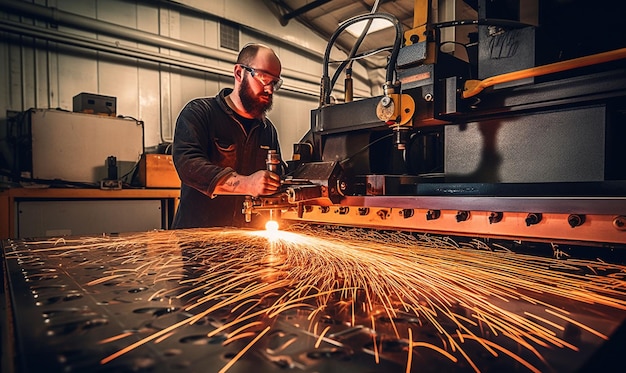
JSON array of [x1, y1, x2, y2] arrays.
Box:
[[328, 46, 394, 64], [329, 0, 381, 97], [321, 12, 403, 106]]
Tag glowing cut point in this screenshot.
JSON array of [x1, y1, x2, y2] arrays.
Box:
[[265, 220, 279, 231]]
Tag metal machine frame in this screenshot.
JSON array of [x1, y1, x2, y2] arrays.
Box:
[[246, 0, 626, 248]]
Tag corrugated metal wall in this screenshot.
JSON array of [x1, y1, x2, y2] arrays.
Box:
[[0, 0, 371, 162]]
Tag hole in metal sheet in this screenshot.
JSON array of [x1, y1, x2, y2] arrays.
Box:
[[17, 258, 44, 266], [82, 318, 108, 330], [378, 316, 409, 324], [43, 308, 97, 319], [38, 268, 58, 272], [564, 322, 582, 345], [37, 296, 61, 306], [364, 338, 408, 352], [46, 318, 108, 336], [378, 312, 427, 327], [36, 292, 82, 306], [25, 274, 59, 281], [268, 356, 291, 369], [306, 347, 351, 360], [162, 348, 183, 357], [64, 293, 83, 301], [128, 287, 148, 293], [319, 314, 343, 325], [30, 284, 67, 294], [103, 281, 123, 286], [133, 307, 179, 317], [267, 330, 299, 353], [179, 334, 227, 345], [188, 316, 213, 326], [84, 265, 105, 270]]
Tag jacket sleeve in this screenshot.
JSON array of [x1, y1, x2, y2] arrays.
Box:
[[172, 99, 234, 196]]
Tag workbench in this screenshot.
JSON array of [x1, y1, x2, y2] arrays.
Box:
[[0, 188, 180, 239]]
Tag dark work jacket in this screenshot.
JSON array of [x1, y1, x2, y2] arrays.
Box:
[[171, 88, 281, 229]]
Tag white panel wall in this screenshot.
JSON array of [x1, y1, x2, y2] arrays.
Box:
[[0, 0, 373, 166]]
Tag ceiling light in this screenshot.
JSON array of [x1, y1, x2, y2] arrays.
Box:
[[344, 19, 394, 38]]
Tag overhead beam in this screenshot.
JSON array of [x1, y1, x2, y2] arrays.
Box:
[[282, 0, 331, 22]]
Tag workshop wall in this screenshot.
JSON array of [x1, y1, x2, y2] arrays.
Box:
[[0, 0, 371, 163]]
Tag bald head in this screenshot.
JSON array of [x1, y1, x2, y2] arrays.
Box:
[[236, 43, 281, 76]]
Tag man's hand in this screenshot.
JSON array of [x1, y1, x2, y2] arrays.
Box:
[[244, 170, 281, 196], [214, 170, 281, 197]]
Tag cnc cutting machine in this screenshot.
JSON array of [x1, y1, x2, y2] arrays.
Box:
[[248, 0, 626, 248]]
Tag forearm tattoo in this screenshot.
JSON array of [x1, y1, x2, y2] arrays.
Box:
[[223, 175, 241, 191]]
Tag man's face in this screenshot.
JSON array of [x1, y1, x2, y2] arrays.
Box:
[[239, 69, 273, 118]]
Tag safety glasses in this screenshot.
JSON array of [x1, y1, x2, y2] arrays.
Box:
[[240, 64, 283, 91]]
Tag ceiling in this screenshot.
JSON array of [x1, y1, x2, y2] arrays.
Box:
[[262, 0, 417, 69], [261, 0, 479, 74]]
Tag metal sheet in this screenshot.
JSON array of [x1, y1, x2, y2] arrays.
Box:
[[2, 228, 625, 373]]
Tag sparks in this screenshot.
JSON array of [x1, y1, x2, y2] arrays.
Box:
[[9, 225, 626, 373], [265, 219, 279, 231]]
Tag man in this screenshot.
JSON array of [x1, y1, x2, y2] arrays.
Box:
[[171, 43, 283, 229]]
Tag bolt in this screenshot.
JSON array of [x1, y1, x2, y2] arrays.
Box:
[[488, 212, 503, 224], [336, 207, 349, 215], [399, 209, 414, 219], [358, 207, 370, 216], [426, 209, 440, 221], [456, 211, 470, 222], [614, 215, 626, 231], [381, 96, 392, 107], [567, 214, 585, 228], [525, 213, 543, 226]]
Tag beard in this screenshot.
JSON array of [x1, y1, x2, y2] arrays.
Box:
[[238, 76, 273, 118]]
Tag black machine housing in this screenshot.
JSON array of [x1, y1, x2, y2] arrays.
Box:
[[291, 0, 626, 199]]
